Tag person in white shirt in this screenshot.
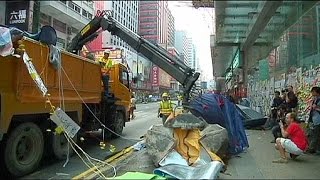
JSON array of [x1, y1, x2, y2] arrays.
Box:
[[130, 95, 136, 120]]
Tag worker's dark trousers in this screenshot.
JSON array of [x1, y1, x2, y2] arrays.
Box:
[[162, 115, 169, 125], [308, 124, 320, 152], [102, 75, 109, 96], [272, 125, 282, 141]]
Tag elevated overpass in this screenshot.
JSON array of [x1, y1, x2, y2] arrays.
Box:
[[193, 1, 319, 92]]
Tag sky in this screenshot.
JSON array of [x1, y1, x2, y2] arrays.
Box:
[[168, 1, 215, 81]]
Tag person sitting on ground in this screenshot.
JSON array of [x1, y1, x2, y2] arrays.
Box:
[[273, 112, 308, 163]]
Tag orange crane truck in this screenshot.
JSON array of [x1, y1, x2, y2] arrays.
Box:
[[0, 25, 133, 177]]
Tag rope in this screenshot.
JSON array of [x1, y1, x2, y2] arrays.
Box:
[[18, 46, 114, 179], [60, 66, 140, 142]]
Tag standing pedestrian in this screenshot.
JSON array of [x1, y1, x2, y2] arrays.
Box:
[[306, 86, 320, 154], [129, 95, 136, 120], [158, 93, 173, 124]]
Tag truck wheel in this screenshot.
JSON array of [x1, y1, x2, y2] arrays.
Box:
[[4, 122, 44, 177], [52, 133, 76, 160], [111, 111, 124, 138]]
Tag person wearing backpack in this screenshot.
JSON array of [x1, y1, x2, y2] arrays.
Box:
[[306, 86, 320, 154]]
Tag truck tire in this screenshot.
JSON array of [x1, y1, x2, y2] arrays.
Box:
[[4, 122, 44, 177], [52, 133, 76, 160], [111, 111, 124, 138]]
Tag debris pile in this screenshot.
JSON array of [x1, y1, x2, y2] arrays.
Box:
[[145, 111, 228, 179]]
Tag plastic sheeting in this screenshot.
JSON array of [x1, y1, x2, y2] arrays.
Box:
[[189, 93, 249, 155], [49, 45, 62, 70], [0, 27, 14, 57], [154, 161, 223, 180]]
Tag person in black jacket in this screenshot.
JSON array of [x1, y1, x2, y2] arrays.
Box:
[[286, 86, 298, 112], [264, 91, 284, 129], [271, 104, 289, 143]]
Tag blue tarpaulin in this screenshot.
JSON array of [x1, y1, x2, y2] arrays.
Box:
[[189, 93, 249, 155]]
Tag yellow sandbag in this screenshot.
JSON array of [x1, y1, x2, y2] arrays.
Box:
[[173, 128, 201, 165]]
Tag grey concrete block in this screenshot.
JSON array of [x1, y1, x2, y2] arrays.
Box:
[[200, 124, 229, 157], [145, 125, 175, 167]]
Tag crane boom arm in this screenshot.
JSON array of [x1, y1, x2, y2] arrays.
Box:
[[67, 13, 200, 103]]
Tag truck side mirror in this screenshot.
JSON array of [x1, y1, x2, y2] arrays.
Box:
[[132, 77, 138, 84]]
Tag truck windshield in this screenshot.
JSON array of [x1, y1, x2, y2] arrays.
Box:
[[120, 67, 129, 88]]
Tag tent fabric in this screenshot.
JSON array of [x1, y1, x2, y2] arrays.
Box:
[[173, 128, 201, 165], [189, 93, 249, 155]]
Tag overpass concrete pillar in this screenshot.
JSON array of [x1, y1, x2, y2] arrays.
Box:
[[215, 77, 226, 93]]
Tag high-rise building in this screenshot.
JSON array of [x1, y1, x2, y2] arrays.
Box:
[[139, 1, 174, 94], [102, 1, 139, 61], [39, 1, 94, 49], [167, 9, 175, 47], [174, 30, 188, 65], [139, 1, 169, 45], [186, 37, 194, 68], [191, 44, 197, 70]]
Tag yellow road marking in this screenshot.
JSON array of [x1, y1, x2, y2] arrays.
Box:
[[85, 148, 134, 179], [72, 146, 134, 179]]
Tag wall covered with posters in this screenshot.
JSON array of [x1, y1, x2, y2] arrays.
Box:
[[247, 65, 320, 119]]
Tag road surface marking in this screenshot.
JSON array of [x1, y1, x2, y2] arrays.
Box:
[[72, 146, 133, 179]]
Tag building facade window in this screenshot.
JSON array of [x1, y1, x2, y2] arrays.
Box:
[[59, 0, 67, 4], [82, 9, 88, 17], [68, 1, 81, 13]]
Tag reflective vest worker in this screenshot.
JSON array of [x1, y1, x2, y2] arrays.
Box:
[[98, 50, 114, 69], [99, 50, 114, 97], [158, 93, 173, 124]]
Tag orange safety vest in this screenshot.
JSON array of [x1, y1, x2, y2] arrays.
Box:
[[160, 100, 173, 115]]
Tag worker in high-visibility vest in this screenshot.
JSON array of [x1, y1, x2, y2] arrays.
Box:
[[98, 50, 114, 97], [158, 92, 173, 124], [98, 49, 114, 69]]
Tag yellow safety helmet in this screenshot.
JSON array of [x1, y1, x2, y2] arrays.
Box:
[[104, 49, 110, 54], [162, 93, 169, 97]]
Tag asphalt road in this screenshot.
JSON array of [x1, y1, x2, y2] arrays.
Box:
[[19, 101, 320, 179], [21, 102, 162, 179]]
